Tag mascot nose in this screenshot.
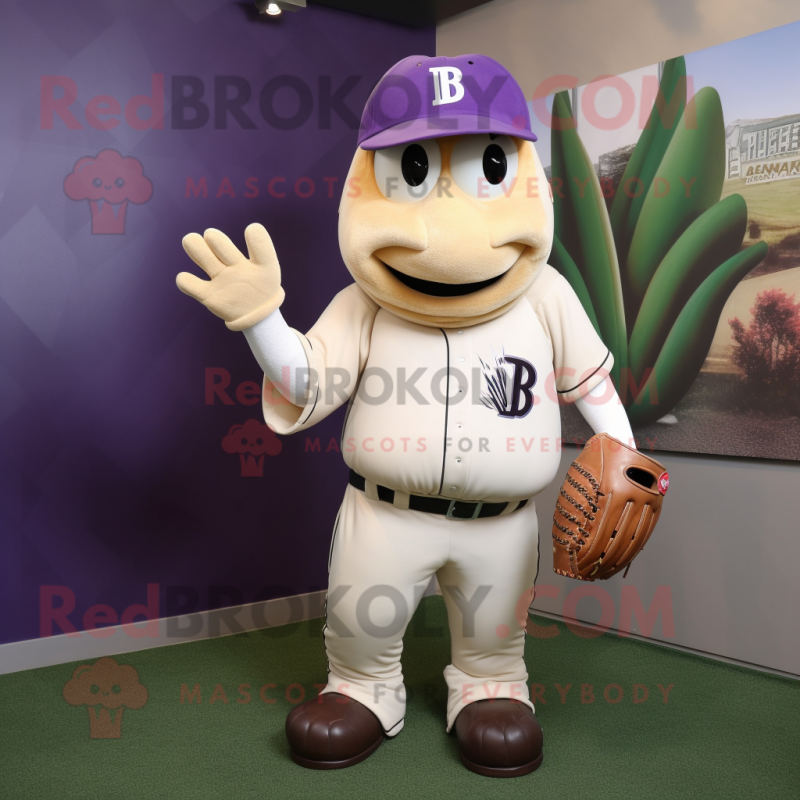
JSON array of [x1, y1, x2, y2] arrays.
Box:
[[413, 195, 523, 281]]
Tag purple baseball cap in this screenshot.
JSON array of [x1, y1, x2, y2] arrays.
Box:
[[358, 54, 537, 150]]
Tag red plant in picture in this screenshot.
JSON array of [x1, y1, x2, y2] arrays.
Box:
[[729, 289, 800, 409], [222, 419, 282, 477], [64, 149, 152, 234]]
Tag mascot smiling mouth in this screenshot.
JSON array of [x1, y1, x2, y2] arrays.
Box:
[[384, 264, 507, 297]]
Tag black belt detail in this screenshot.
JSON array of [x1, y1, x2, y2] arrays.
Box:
[[348, 469, 528, 520]]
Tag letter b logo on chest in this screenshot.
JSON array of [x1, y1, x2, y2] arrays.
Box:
[[429, 67, 465, 106], [480, 354, 537, 419]]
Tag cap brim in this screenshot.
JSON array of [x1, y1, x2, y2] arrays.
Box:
[[359, 115, 538, 150]]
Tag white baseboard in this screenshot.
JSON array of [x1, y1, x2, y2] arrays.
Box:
[[3, 585, 795, 681], [527, 608, 800, 681], [0, 578, 442, 676], [0, 590, 328, 676]]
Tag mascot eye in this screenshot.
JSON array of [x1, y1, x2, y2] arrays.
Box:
[[90, 684, 100, 694], [373, 140, 441, 204], [92, 178, 102, 188], [111, 684, 122, 694], [483, 144, 507, 184], [450, 134, 519, 199], [114, 178, 125, 188], [401, 144, 428, 186]]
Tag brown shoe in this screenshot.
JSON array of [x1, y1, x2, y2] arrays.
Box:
[[285, 692, 385, 769], [454, 699, 543, 778]]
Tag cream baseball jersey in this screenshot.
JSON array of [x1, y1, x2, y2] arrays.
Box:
[[262, 265, 612, 503]]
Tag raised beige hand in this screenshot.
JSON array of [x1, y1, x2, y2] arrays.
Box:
[[176, 223, 285, 331]]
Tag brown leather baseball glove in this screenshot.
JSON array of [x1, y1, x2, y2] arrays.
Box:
[[552, 433, 669, 581]]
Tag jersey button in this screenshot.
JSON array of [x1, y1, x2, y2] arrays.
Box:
[[456, 458, 462, 464]]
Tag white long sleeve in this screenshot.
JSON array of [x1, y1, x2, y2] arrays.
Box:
[[242, 309, 310, 406], [574, 378, 636, 449]]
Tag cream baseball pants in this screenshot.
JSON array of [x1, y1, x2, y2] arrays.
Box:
[[320, 484, 540, 735]]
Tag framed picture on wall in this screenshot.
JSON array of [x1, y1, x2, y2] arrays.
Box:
[[532, 20, 800, 461]]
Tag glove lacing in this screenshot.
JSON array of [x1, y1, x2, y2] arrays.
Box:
[[553, 462, 605, 555]]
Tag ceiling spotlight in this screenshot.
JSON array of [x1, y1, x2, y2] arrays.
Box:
[[255, 0, 306, 15]]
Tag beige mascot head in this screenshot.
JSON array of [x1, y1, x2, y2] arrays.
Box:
[[339, 54, 553, 329]]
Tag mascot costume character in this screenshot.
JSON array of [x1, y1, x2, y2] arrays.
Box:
[[177, 54, 668, 778]]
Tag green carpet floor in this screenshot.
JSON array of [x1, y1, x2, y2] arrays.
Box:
[[1, 596, 798, 799]]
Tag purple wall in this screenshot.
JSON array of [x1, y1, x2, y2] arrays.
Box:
[[0, 0, 434, 645]]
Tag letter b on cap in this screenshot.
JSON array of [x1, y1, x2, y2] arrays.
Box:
[[430, 67, 464, 106]]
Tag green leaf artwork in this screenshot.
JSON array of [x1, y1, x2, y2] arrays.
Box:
[[550, 57, 767, 426]]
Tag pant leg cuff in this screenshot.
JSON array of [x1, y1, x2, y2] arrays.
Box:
[[444, 669, 534, 732], [321, 674, 406, 737]]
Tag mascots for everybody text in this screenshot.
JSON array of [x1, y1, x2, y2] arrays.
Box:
[[177, 55, 668, 778]]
